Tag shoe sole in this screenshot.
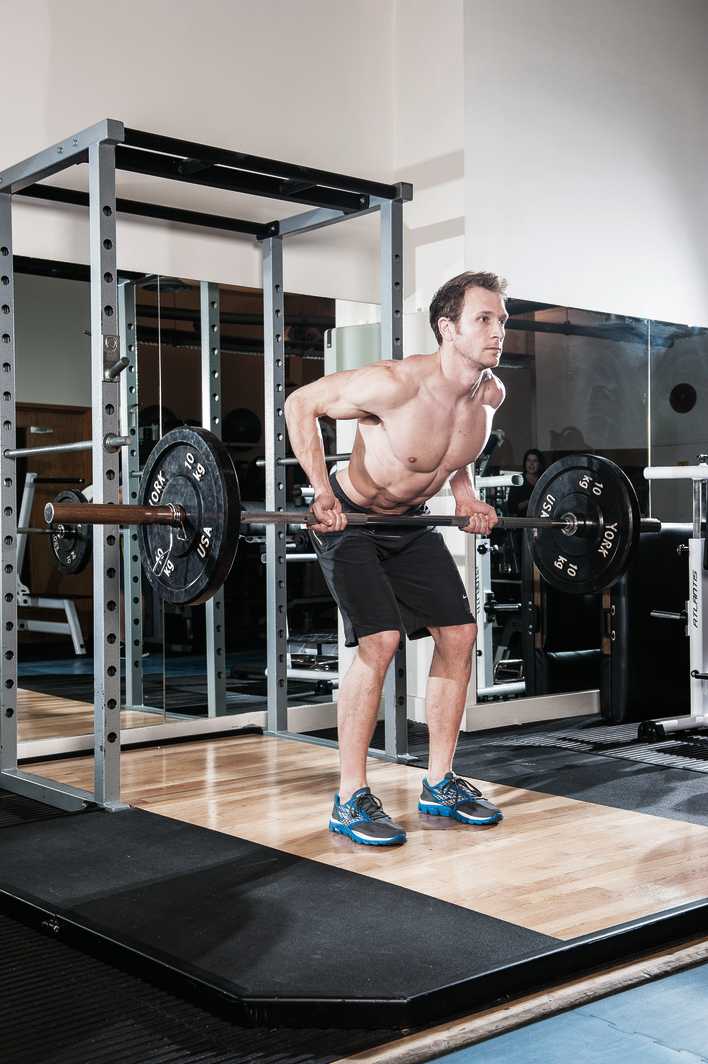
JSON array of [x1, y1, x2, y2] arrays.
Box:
[[418, 800, 502, 825], [329, 819, 406, 846]]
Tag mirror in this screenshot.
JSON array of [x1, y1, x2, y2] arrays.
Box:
[[478, 301, 650, 702]]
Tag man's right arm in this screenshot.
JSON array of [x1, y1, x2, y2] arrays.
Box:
[[284, 363, 401, 531]]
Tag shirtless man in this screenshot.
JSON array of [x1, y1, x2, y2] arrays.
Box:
[[284, 271, 507, 846]]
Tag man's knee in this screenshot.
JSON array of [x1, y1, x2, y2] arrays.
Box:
[[358, 629, 401, 668], [431, 622, 478, 658]]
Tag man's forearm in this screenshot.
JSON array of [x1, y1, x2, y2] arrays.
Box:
[[284, 397, 331, 495], [449, 467, 479, 506]]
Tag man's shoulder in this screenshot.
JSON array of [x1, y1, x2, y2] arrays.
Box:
[[479, 370, 505, 409], [376, 353, 431, 388]]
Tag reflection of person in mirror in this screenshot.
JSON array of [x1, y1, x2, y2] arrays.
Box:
[[285, 271, 509, 847], [507, 448, 545, 516]]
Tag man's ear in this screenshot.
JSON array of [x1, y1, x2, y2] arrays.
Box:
[[438, 317, 453, 342]]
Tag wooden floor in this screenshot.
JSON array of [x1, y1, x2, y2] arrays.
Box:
[[36, 731, 708, 940], [17, 688, 160, 741]]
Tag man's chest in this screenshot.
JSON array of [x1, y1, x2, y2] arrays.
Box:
[[367, 398, 494, 473]]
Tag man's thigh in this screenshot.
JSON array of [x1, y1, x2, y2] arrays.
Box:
[[381, 529, 475, 638], [310, 528, 403, 646]]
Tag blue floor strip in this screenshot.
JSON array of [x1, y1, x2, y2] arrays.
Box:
[[430, 963, 708, 1063]]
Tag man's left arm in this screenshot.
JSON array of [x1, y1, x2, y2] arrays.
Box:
[[449, 375, 506, 533], [449, 467, 498, 534]]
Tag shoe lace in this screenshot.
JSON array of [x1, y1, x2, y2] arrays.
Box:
[[352, 791, 388, 821], [440, 774, 482, 801]]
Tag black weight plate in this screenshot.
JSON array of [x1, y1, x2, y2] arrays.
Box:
[[138, 427, 241, 605], [526, 454, 639, 595], [49, 490, 92, 575]]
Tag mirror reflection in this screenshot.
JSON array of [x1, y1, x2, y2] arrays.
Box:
[[476, 302, 649, 702], [14, 262, 705, 751]]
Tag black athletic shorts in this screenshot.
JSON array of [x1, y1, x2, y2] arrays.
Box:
[[310, 473, 475, 647]]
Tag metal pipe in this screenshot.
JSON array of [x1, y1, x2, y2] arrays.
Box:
[[644, 465, 708, 481], [256, 453, 350, 468], [4, 440, 93, 459], [45, 502, 185, 526]]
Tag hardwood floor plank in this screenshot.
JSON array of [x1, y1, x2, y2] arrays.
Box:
[[17, 688, 161, 741], [34, 732, 708, 940]]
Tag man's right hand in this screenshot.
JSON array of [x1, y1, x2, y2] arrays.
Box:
[[310, 490, 348, 534]]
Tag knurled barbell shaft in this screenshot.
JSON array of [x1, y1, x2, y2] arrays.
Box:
[[244, 511, 591, 530], [45, 500, 589, 531]]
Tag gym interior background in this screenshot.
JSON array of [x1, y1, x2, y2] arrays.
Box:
[[2, 2, 708, 1062]]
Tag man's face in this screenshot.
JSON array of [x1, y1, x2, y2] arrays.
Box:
[[441, 288, 508, 368], [525, 453, 540, 475]]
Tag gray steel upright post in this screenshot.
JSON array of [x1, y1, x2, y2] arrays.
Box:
[[380, 199, 409, 759], [262, 238, 288, 732], [0, 193, 18, 774], [201, 282, 226, 716], [89, 141, 122, 808], [119, 282, 144, 709]]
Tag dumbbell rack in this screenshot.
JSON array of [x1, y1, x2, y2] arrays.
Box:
[[639, 459, 708, 740]]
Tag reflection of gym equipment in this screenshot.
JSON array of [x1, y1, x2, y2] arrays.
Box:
[[522, 537, 603, 699], [16, 473, 87, 655], [602, 523, 690, 723], [474, 539, 525, 698], [638, 459, 708, 741], [223, 407, 261, 445]]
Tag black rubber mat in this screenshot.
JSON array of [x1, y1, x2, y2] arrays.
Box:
[[0, 911, 395, 1064], [0, 788, 74, 829], [0, 806, 555, 1028], [3, 795, 708, 1029], [452, 717, 708, 829]]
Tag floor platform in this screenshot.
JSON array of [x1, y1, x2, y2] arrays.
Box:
[[2, 731, 708, 1028]]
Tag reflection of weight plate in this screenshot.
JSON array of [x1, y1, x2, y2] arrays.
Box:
[[526, 454, 639, 595], [49, 490, 92, 575], [138, 427, 241, 605]]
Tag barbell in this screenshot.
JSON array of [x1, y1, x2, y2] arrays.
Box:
[[43, 426, 659, 605]]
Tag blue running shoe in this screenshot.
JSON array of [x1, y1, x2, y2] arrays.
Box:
[[329, 787, 407, 846], [419, 772, 502, 825]]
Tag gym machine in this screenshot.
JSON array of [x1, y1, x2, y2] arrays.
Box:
[[638, 457, 708, 741]]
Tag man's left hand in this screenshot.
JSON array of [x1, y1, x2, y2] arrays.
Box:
[[455, 499, 499, 535]]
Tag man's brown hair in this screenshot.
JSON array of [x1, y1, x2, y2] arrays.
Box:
[[429, 271, 508, 345]]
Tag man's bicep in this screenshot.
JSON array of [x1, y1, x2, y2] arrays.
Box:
[[289, 364, 399, 421]]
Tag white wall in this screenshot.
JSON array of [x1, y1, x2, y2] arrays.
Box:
[[2, 0, 395, 303], [464, 0, 708, 327]]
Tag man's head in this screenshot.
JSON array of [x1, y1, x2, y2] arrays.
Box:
[[429, 272, 508, 369]]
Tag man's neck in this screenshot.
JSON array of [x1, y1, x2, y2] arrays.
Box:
[[434, 344, 486, 398]]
